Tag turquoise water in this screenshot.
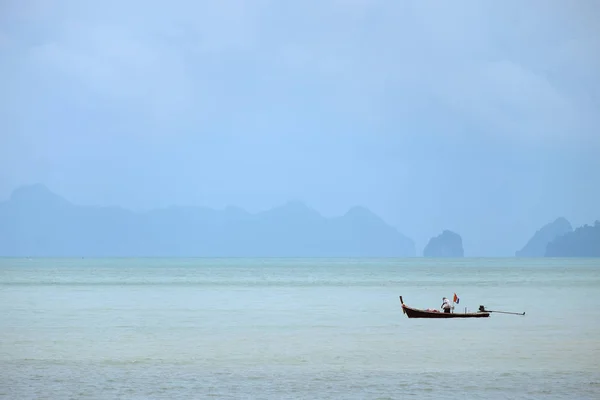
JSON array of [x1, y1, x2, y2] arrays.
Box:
[[1, 258, 599, 399]]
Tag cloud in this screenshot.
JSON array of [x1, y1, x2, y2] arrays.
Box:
[[28, 24, 194, 119], [1, 0, 598, 147], [427, 59, 583, 143], [0, 31, 9, 49]]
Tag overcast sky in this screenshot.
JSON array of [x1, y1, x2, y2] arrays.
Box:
[[1, 0, 599, 256]]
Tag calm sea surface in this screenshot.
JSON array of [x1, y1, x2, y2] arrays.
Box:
[[1, 257, 599, 399]]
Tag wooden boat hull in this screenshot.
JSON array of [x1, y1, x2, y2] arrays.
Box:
[[399, 296, 490, 319]]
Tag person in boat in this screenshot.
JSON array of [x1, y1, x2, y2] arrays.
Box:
[[441, 297, 452, 313]]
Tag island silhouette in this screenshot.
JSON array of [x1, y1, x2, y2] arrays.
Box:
[[423, 230, 464, 257], [545, 221, 600, 257], [515, 217, 573, 257], [1, 184, 598, 258], [0, 184, 415, 257]]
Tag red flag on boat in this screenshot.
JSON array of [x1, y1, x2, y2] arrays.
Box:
[[453, 293, 459, 304]]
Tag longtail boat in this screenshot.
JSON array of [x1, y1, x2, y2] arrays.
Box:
[[399, 296, 490, 319]]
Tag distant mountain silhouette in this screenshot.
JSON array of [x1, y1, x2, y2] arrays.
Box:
[[423, 230, 464, 257], [545, 221, 600, 257], [515, 217, 573, 257], [0, 184, 416, 257]]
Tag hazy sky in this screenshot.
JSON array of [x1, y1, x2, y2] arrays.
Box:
[[1, 0, 599, 256]]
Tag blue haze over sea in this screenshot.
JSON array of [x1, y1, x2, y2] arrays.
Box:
[[1, 257, 599, 399], [2, 1, 599, 399]]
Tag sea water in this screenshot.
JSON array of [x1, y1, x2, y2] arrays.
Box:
[[1, 257, 599, 399]]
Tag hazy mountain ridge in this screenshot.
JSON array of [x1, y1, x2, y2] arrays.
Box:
[[515, 217, 573, 257], [0, 184, 416, 257], [545, 221, 600, 257]]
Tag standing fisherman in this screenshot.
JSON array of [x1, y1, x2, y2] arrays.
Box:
[[441, 297, 452, 313]]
